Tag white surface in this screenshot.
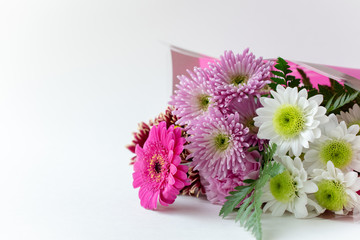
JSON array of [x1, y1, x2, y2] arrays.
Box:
[[0, 0, 359, 239]]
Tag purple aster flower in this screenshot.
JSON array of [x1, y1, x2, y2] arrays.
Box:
[[200, 150, 261, 204], [186, 109, 250, 180], [228, 96, 267, 150], [208, 49, 271, 113], [169, 67, 215, 127]]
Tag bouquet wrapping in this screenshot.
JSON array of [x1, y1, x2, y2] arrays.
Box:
[[128, 46, 360, 240]]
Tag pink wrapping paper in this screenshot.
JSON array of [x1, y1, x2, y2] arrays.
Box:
[[170, 46, 360, 92]]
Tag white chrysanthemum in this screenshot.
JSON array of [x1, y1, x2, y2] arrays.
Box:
[[304, 114, 360, 173], [254, 85, 328, 156], [261, 156, 324, 218], [337, 103, 360, 129], [312, 161, 360, 215]]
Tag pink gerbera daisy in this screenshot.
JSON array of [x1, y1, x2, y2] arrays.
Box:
[[169, 67, 216, 127], [133, 121, 189, 210], [228, 96, 267, 150], [209, 49, 271, 113], [187, 109, 250, 180]]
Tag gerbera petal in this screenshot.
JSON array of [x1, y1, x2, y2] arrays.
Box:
[[132, 122, 187, 210]]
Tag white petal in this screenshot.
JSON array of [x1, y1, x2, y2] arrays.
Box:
[[303, 181, 318, 193], [308, 94, 323, 105], [294, 195, 308, 218], [344, 171, 358, 187], [272, 202, 288, 216]]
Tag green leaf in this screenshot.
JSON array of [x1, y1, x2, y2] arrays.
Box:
[[268, 83, 277, 91], [307, 89, 319, 98], [269, 57, 302, 89], [288, 78, 300, 88], [243, 179, 255, 184], [271, 77, 286, 85], [326, 91, 359, 114], [330, 78, 344, 93], [318, 84, 333, 103], [297, 68, 312, 87], [247, 146, 259, 152], [271, 71, 285, 78], [219, 144, 284, 240], [219, 184, 254, 217], [345, 84, 356, 94]]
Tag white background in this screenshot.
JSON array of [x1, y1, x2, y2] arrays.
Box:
[[0, 0, 360, 239]]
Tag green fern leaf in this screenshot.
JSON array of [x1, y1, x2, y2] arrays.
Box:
[[326, 92, 359, 114], [219, 144, 284, 240]]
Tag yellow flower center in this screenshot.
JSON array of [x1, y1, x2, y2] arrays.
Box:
[[148, 154, 166, 182], [273, 104, 305, 139]]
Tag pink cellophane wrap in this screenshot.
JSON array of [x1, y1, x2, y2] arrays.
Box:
[[170, 46, 360, 92]]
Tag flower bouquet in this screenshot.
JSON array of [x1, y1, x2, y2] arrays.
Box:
[[127, 48, 360, 240]]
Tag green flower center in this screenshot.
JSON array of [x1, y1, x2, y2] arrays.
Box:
[[231, 74, 248, 86], [197, 94, 211, 111], [315, 180, 347, 211], [214, 133, 230, 151], [319, 139, 353, 169], [348, 121, 360, 128], [273, 104, 305, 139], [269, 170, 296, 203]]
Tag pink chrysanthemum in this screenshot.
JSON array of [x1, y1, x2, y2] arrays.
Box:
[[209, 49, 271, 113], [187, 109, 250, 180], [169, 67, 216, 127], [228, 96, 267, 150], [201, 151, 261, 204], [133, 121, 189, 210]]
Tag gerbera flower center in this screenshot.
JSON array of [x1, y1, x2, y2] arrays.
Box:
[[214, 133, 230, 151], [315, 180, 347, 211], [269, 170, 296, 203], [273, 104, 305, 139], [319, 139, 353, 169], [231, 74, 249, 86], [197, 94, 211, 111], [148, 154, 167, 182]]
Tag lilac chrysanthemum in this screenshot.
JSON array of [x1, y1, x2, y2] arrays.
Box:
[[200, 151, 261, 204], [228, 96, 267, 150], [208, 49, 271, 113], [187, 109, 250, 180], [169, 67, 215, 127]]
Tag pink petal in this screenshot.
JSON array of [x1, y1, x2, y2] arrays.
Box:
[[168, 150, 174, 161], [132, 172, 142, 188], [166, 132, 174, 146], [177, 164, 188, 173], [172, 156, 181, 165], [160, 190, 176, 205], [173, 178, 185, 189], [159, 194, 170, 206], [148, 191, 159, 210], [168, 174, 175, 185], [175, 169, 188, 181], [174, 145, 183, 155], [167, 139, 174, 151], [169, 164, 177, 174]]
